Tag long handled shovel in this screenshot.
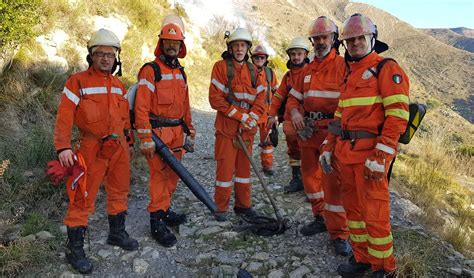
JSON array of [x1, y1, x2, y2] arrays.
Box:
[[236, 134, 288, 236]]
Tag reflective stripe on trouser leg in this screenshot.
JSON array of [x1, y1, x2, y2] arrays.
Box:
[[234, 144, 252, 209], [301, 147, 324, 216], [322, 158, 349, 240], [214, 135, 238, 212], [340, 162, 369, 264], [364, 160, 396, 272], [258, 122, 273, 169], [260, 145, 273, 169]]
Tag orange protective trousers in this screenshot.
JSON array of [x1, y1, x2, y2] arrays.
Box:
[[300, 147, 349, 240], [146, 126, 183, 213], [282, 121, 300, 164], [214, 135, 253, 212], [258, 122, 273, 170], [64, 137, 130, 227], [339, 161, 396, 272]]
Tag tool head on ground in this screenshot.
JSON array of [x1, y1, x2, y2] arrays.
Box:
[[236, 214, 290, 236], [235, 133, 290, 236]]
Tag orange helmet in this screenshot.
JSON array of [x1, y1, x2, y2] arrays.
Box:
[[156, 14, 187, 58], [340, 13, 377, 40], [251, 45, 269, 57], [308, 16, 338, 38]]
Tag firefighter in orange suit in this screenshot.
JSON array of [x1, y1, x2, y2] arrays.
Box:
[[209, 28, 266, 222], [267, 36, 310, 193], [134, 15, 195, 248], [54, 29, 138, 274], [287, 16, 351, 256], [250, 45, 279, 177], [321, 14, 409, 277]]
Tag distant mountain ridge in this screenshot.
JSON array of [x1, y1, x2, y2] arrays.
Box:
[[421, 27, 474, 53]]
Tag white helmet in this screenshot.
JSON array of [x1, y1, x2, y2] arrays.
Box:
[[87, 29, 121, 51], [226, 28, 252, 46], [286, 36, 310, 54]]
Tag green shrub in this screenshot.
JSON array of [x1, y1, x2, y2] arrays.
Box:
[[0, 0, 41, 55], [456, 144, 474, 157]]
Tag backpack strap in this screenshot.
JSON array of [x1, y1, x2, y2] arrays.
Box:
[[264, 66, 273, 104], [225, 58, 236, 103], [368, 58, 397, 78], [246, 61, 257, 88], [178, 66, 187, 84]]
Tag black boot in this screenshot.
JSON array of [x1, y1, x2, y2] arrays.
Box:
[[333, 238, 352, 256], [163, 209, 186, 227], [337, 255, 371, 277], [107, 211, 139, 251], [150, 210, 177, 247], [300, 215, 327, 236], [371, 269, 395, 278], [284, 166, 304, 193], [234, 207, 261, 219], [66, 226, 93, 274]]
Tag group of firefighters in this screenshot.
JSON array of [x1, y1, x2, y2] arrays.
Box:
[[51, 12, 409, 277]]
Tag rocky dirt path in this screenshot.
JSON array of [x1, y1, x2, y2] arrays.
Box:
[[41, 109, 469, 277]]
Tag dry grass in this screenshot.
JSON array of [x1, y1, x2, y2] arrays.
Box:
[[393, 125, 474, 255]]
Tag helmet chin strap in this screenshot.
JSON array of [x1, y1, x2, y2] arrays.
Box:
[[343, 34, 375, 62]]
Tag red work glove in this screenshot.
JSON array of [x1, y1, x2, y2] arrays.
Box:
[[46, 160, 68, 186], [139, 138, 155, 159]]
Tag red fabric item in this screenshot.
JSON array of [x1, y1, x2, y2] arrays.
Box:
[[46, 160, 69, 186]]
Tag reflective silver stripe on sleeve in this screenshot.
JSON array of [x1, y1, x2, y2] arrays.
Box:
[[80, 87, 108, 95], [249, 112, 259, 121], [305, 90, 341, 99], [241, 113, 249, 122], [375, 143, 395, 155], [289, 88, 303, 100], [234, 177, 250, 183], [211, 78, 229, 94], [175, 74, 184, 80], [261, 148, 273, 154], [136, 129, 151, 134], [216, 180, 233, 187], [138, 79, 155, 93], [63, 87, 80, 105], [256, 85, 265, 94], [227, 108, 238, 118]]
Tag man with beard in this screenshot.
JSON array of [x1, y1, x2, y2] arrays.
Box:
[[267, 36, 309, 193], [134, 15, 195, 247], [208, 28, 266, 222], [54, 29, 138, 274], [324, 14, 409, 277], [287, 16, 351, 256]]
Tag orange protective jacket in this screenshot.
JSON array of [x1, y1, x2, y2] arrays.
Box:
[[287, 49, 347, 148], [54, 67, 130, 151], [257, 67, 278, 124], [269, 65, 307, 121], [209, 59, 266, 140], [333, 52, 410, 163], [134, 58, 194, 137]]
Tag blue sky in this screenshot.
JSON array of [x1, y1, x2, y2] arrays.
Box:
[[353, 0, 474, 28]]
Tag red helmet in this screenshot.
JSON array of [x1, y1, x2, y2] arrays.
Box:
[[308, 16, 338, 38], [340, 13, 377, 40], [251, 45, 269, 57], [155, 15, 187, 58]]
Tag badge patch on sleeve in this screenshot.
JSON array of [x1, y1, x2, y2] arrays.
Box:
[[392, 74, 402, 84]]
